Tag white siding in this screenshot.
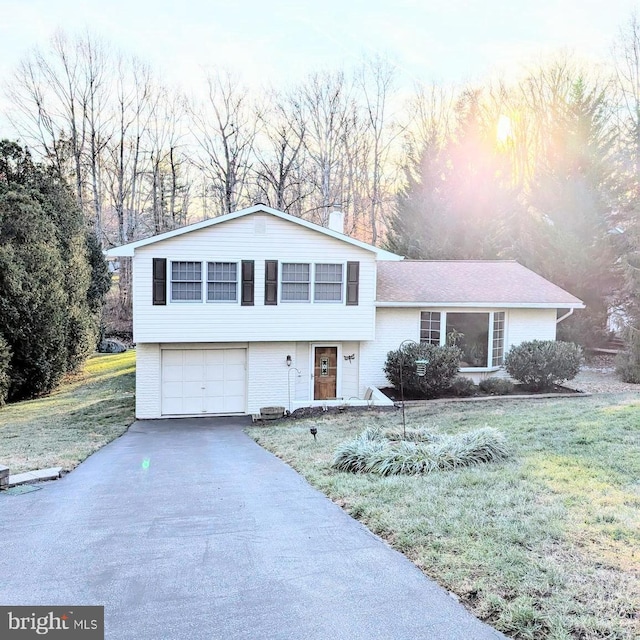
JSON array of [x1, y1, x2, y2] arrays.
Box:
[[132, 214, 376, 343], [506, 309, 557, 348], [341, 341, 360, 400], [359, 308, 419, 395], [136, 343, 161, 419]]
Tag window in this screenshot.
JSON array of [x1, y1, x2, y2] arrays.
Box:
[[171, 261, 202, 301], [420, 310, 506, 369], [447, 313, 490, 367], [282, 263, 310, 301], [420, 311, 441, 345], [207, 262, 237, 302], [492, 311, 505, 366], [314, 264, 343, 302]]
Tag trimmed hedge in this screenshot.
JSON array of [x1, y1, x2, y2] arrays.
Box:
[[384, 342, 462, 399], [504, 340, 582, 391]]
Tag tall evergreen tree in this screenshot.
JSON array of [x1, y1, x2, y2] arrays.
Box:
[[523, 78, 620, 346], [0, 141, 110, 401], [386, 90, 516, 259]]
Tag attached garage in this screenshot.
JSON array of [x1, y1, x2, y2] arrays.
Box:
[[161, 348, 246, 415]]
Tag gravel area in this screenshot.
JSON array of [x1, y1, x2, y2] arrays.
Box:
[[565, 354, 640, 394]]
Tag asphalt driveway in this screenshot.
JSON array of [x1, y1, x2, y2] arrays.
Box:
[[0, 418, 505, 639]]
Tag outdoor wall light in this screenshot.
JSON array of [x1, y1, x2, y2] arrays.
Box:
[[286, 355, 292, 367]]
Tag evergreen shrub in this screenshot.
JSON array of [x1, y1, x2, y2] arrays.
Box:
[[504, 340, 582, 391]]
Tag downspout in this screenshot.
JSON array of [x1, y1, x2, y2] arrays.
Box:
[[556, 308, 574, 324]]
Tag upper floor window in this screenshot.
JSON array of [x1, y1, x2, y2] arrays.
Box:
[[171, 261, 202, 301], [314, 264, 343, 302], [208, 262, 237, 302], [281, 263, 310, 301]]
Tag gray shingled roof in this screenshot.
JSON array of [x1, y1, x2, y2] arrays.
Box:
[[376, 261, 584, 307]]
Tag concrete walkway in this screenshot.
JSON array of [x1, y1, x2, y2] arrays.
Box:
[[0, 418, 505, 639]]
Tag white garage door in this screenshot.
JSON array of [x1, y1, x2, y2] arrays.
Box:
[[161, 349, 246, 415]]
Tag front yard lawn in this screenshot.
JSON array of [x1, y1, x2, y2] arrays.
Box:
[[0, 351, 135, 474], [249, 395, 640, 640]]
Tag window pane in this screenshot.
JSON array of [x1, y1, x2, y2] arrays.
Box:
[[492, 311, 505, 366], [420, 311, 441, 345], [172, 281, 202, 301], [315, 283, 342, 301], [315, 264, 342, 283], [208, 282, 237, 301], [446, 312, 490, 367], [282, 263, 309, 282], [208, 262, 237, 282], [172, 261, 201, 282], [282, 282, 310, 301]]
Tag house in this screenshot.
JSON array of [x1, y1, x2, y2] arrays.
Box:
[[106, 205, 584, 418]]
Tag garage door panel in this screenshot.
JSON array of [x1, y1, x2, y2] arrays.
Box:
[[162, 365, 184, 383], [162, 350, 184, 366], [162, 348, 246, 415], [224, 350, 245, 365], [204, 365, 224, 383], [205, 351, 224, 365]]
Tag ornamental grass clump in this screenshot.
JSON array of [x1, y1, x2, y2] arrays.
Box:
[[332, 426, 509, 476]]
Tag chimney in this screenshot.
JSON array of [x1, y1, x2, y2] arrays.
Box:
[[328, 211, 344, 234]]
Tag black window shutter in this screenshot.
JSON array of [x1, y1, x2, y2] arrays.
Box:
[[346, 261, 359, 306], [152, 258, 167, 306], [241, 260, 255, 306], [265, 260, 278, 305]]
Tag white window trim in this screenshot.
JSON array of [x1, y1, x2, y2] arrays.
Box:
[[170, 260, 203, 303], [206, 261, 240, 304]]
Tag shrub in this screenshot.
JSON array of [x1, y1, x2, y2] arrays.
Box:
[[0, 333, 11, 406], [448, 376, 478, 397], [383, 342, 462, 399], [479, 377, 514, 395], [504, 340, 582, 391], [332, 427, 510, 476]]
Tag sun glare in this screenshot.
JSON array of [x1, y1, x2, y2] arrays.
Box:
[[497, 115, 512, 144]]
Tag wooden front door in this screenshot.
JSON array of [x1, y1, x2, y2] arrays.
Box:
[[314, 347, 338, 400]]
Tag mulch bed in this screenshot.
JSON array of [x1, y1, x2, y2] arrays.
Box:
[[379, 384, 582, 402]]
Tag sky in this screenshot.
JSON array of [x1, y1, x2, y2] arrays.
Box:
[[0, 0, 639, 137]]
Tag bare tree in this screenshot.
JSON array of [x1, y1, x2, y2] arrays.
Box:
[[356, 56, 403, 242], [251, 90, 308, 211], [189, 71, 258, 215], [292, 71, 353, 226]]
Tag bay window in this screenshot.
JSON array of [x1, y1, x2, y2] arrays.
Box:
[[420, 310, 506, 369]]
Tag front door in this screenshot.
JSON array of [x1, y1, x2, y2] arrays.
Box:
[[314, 347, 338, 400]]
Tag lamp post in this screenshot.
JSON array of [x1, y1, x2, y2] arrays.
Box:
[[397, 339, 429, 438]]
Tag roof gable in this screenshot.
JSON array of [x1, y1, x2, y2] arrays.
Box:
[[377, 261, 584, 308], [105, 204, 403, 260]]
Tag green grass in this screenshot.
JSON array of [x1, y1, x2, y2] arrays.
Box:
[[248, 396, 640, 640], [0, 351, 135, 473]]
